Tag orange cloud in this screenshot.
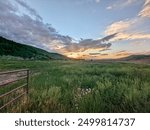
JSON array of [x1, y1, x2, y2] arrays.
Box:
[[139, 0, 150, 17], [109, 32, 150, 42], [65, 49, 131, 60], [63, 47, 109, 59], [104, 18, 150, 42], [105, 20, 136, 35]]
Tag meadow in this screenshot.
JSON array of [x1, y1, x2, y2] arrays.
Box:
[[0, 60, 150, 112]]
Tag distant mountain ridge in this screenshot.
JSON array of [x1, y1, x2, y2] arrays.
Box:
[[0, 36, 68, 60], [120, 55, 150, 60], [119, 55, 150, 64]]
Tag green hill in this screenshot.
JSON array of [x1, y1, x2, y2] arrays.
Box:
[[120, 55, 150, 61], [0, 36, 68, 60]]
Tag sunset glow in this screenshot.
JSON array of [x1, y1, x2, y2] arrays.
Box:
[[0, 0, 150, 59]]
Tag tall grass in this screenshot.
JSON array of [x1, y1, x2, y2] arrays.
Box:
[[0, 60, 150, 112]]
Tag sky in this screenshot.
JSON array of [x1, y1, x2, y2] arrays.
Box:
[[0, 0, 150, 59]]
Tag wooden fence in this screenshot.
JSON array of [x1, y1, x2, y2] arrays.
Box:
[[0, 69, 29, 111]]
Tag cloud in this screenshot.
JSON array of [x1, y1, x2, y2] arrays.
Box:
[[0, 0, 113, 59], [95, 0, 100, 3], [59, 39, 112, 53], [108, 32, 150, 42], [15, 0, 42, 20], [100, 53, 108, 56], [99, 48, 111, 52], [115, 51, 130, 57], [89, 53, 101, 55], [56, 34, 115, 58], [1, 0, 148, 60], [105, 0, 150, 40], [106, 0, 137, 10], [0, 0, 17, 13], [103, 0, 150, 57], [104, 18, 150, 42], [80, 50, 131, 60], [0, 0, 74, 51], [139, 0, 150, 17], [116, 33, 150, 40], [89, 53, 108, 56], [100, 33, 118, 42], [60, 33, 116, 54], [105, 20, 135, 35], [106, 6, 113, 10], [75, 0, 100, 5]]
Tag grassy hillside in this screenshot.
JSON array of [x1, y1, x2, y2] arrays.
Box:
[[120, 55, 150, 61], [0, 60, 150, 112], [117, 55, 150, 64], [0, 36, 68, 60]]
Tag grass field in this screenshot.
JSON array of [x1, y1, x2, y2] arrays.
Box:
[[0, 60, 150, 112]]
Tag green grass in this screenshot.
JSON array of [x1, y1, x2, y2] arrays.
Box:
[[0, 60, 150, 112]]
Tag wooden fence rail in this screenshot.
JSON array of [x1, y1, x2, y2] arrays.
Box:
[[0, 69, 29, 111]]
